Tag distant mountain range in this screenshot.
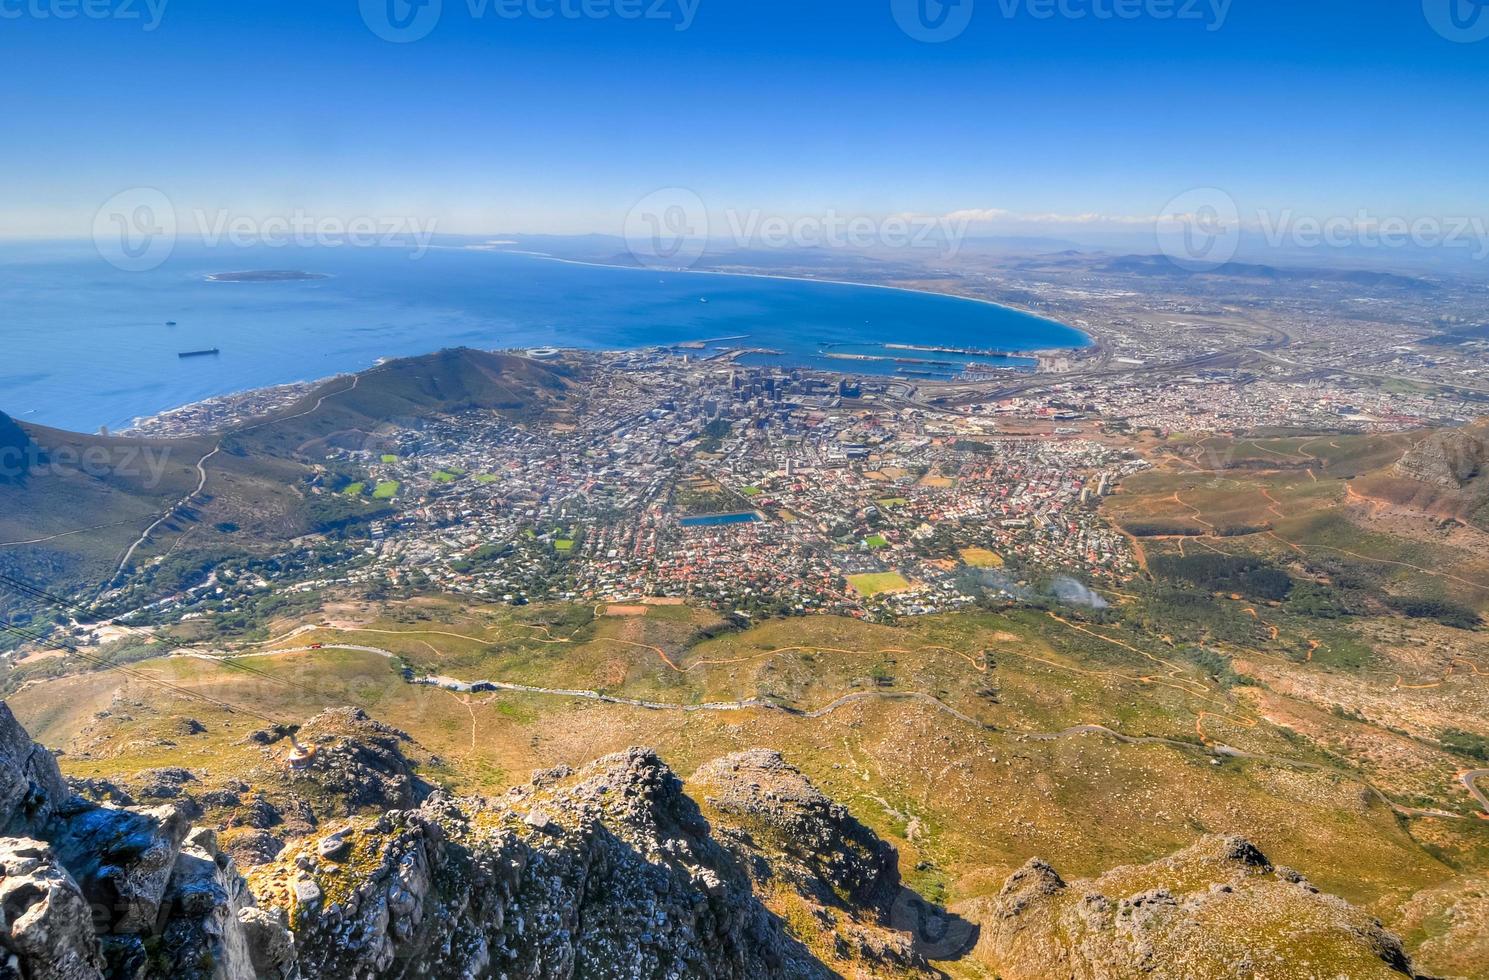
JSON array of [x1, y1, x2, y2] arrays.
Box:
[[1099, 254, 1439, 290]]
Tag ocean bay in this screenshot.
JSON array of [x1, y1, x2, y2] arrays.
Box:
[[0, 242, 1088, 433]]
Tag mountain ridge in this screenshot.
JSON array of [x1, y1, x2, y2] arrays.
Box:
[[0, 697, 1433, 979], [0, 348, 575, 614]]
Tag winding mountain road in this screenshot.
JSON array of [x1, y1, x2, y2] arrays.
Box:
[[1465, 770, 1489, 819], [0, 520, 137, 549], [108, 373, 363, 586], [175, 639, 1489, 822], [112, 445, 221, 582]]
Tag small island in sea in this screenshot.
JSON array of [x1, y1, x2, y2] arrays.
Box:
[[205, 270, 330, 282]]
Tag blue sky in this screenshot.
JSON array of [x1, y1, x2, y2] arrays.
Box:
[[2, 0, 1485, 241]]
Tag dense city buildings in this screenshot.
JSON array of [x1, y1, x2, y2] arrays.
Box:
[[302, 353, 1140, 619]]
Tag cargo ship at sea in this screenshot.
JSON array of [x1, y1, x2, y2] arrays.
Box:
[[178, 348, 220, 359]]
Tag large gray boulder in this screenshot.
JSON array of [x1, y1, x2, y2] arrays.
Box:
[[48, 800, 192, 934], [0, 703, 68, 837], [0, 702, 295, 980], [0, 837, 105, 980], [155, 828, 297, 980]]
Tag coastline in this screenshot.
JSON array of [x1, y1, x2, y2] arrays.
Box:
[[22, 247, 1093, 437], [119, 377, 334, 438], [479, 247, 1094, 351]]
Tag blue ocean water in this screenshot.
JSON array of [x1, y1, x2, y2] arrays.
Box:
[[0, 242, 1088, 433]]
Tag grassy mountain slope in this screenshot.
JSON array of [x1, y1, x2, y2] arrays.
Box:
[[229, 347, 574, 458], [7, 603, 1483, 976], [0, 349, 573, 612], [0, 421, 224, 612]]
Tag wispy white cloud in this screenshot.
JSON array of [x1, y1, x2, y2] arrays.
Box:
[[941, 207, 1159, 226]]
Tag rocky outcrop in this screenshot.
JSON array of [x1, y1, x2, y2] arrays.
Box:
[[0, 702, 296, 980], [153, 827, 297, 980], [691, 749, 901, 912], [1366, 420, 1489, 529], [690, 749, 938, 972], [966, 835, 1418, 979], [48, 798, 191, 934], [169, 706, 435, 870], [0, 699, 69, 836], [251, 747, 834, 979], [1395, 425, 1487, 489], [14, 694, 1420, 980], [0, 695, 953, 979], [0, 837, 105, 980], [276, 707, 431, 814]]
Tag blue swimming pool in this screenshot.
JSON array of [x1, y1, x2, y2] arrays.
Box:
[[680, 512, 762, 527]]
